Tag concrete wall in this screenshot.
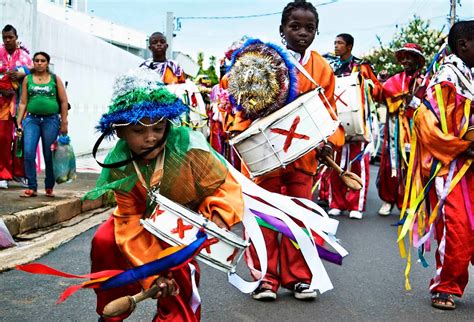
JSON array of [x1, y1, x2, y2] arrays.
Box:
[[1, 0, 143, 154], [36, 13, 142, 154], [0, 0, 36, 50]]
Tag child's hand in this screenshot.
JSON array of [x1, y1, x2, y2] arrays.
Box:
[[153, 273, 179, 298]]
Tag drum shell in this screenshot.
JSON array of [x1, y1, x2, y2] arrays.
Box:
[[141, 193, 248, 273], [229, 90, 339, 177], [335, 73, 370, 142]]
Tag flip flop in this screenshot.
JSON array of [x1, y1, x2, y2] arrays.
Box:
[[431, 292, 456, 310]]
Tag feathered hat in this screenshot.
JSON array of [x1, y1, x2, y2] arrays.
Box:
[[226, 38, 298, 120], [395, 43, 426, 67], [98, 68, 188, 136]]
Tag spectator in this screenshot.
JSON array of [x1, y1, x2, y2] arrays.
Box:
[[16, 51, 68, 197], [0, 24, 32, 189], [139, 32, 185, 84]]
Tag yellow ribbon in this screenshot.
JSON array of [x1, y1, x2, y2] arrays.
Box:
[[428, 159, 473, 226]]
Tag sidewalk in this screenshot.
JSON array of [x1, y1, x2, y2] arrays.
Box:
[[0, 155, 106, 238]]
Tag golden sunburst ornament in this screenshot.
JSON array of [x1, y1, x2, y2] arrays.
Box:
[[227, 39, 298, 120]]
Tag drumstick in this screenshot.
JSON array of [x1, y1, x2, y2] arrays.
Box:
[[464, 126, 474, 142], [102, 284, 160, 318], [322, 155, 364, 191]]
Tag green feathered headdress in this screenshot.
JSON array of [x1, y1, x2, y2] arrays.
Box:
[[98, 68, 188, 136]]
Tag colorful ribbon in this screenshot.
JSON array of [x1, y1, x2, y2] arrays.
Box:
[[17, 231, 208, 303]]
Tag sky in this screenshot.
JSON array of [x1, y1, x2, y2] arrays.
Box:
[[87, 0, 474, 64]]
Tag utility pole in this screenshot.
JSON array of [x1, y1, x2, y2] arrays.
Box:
[[165, 12, 174, 60], [449, 0, 456, 27]]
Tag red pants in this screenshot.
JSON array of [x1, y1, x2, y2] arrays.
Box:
[[315, 167, 330, 203], [377, 133, 406, 209], [329, 142, 370, 212], [429, 168, 474, 297], [246, 169, 313, 291], [0, 118, 24, 180], [91, 216, 201, 322]]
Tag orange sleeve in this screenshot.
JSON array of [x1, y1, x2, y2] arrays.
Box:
[[415, 84, 471, 170], [220, 74, 229, 88], [198, 171, 244, 227], [113, 185, 164, 289], [163, 67, 186, 84], [225, 110, 252, 132], [359, 64, 383, 103]]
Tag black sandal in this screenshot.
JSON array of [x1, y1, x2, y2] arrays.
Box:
[[431, 292, 456, 310]]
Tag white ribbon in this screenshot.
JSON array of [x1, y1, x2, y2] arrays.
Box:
[[226, 161, 349, 293]]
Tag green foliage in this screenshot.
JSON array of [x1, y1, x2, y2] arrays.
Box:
[[195, 52, 218, 85], [363, 16, 445, 75]]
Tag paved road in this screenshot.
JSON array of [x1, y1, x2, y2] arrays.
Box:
[[1, 166, 473, 321]]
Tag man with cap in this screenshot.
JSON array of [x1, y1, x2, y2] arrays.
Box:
[[377, 43, 426, 216]]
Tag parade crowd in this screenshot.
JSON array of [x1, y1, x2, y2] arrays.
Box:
[[2, 0, 473, 320]]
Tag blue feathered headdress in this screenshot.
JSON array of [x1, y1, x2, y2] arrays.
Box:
[[98, 68, 187, 135]]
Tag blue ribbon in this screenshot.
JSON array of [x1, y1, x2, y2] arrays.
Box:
[[418, 246, 429, 268], [100, 230, 207, 290]]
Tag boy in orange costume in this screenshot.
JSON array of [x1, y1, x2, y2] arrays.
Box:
[[139, 32, 185, 84], [86, 69, 243, 321], [227, 0, 344, 301]]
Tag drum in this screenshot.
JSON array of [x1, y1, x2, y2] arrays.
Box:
[[334, 73, 370, 142], [141, 192, 249, 273], [229, 89, 340, 178], [166, 80, 209, 137]]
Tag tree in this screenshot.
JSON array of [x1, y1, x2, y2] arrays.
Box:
[[363, 16, 445, 75], [207, 55, 218, 85], [197, 52, 204, 71], [195, 52, 218, 86]]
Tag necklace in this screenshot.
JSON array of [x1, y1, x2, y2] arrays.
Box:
[[36, 73, 47, 82]]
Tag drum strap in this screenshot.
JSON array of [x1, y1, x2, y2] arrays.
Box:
[[92, 123, 170, 169], [288, 54, 339, 119]]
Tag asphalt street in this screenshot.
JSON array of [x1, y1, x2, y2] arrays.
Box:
[[1, 165, 473, 321]]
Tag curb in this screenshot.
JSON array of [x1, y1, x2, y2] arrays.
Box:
[[2, 196, 106, 237]]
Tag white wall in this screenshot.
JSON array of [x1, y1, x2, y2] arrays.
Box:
[[0, 0, 36, 50], [2, 0, 144, 154], [36, 13, 142, 154]]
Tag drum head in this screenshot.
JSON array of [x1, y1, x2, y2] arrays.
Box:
[[227, 38, 298, 120]]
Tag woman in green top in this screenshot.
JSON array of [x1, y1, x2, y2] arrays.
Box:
[[16, 52, 69, 197]]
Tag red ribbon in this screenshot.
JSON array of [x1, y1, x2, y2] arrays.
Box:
[[17, 263, 124, 303]]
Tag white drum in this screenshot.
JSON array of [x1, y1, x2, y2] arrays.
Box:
[[229, 89, 340, 178], [141, 192, 248, 273], [334, 73, 369, 142], [166, 80, 209, 137]]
